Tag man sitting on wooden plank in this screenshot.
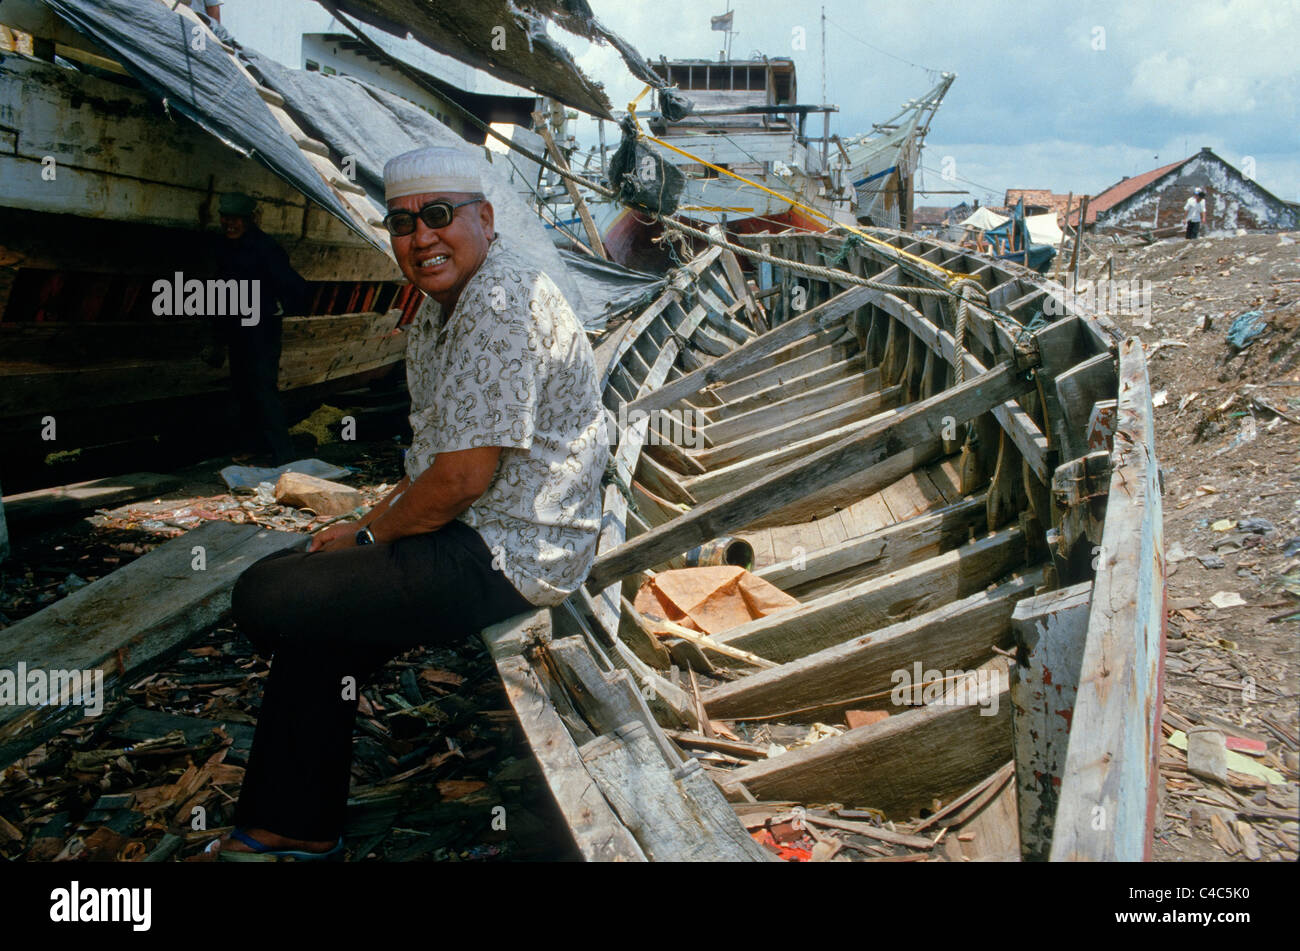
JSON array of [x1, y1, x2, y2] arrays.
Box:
[[210, 147, 609, 860]]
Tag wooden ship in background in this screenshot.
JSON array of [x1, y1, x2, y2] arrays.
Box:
[[0, 3, 415, 493], [540, 58, 954, 272]]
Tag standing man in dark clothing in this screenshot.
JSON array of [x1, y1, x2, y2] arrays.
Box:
[[215, 192, 305, 465]]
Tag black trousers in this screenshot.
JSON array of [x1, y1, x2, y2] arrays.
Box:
[[227, 317, 294, 465], [230, 520, 534, 841], [1185, 221, 1200, 239]]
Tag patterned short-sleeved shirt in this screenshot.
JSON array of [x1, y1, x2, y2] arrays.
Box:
[[403, 237, 608, 606]]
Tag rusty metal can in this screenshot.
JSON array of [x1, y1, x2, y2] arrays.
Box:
[[684, 536, 754, 571]]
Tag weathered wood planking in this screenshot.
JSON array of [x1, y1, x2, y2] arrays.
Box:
[[689, 384, 903, 474], [626, 286, 875, 416], [702, 366, 881, 444], [480, 611, 647, 861], [700, 355, 871, 422], [2, 472, 181, 524], [704, 571, 1040, 720], [862, 288, 1052, 484], [588, 360, 1037, 590], [719, 666, 1013, 817], [579, 722, 774, 862], [590, 341, 681, 640], [706, 340, 855, 403], [1010, 582, 1091, 861], [714, 527, 1027, 663], [1050, 339, 1164, 862], [0, 521, 301, 765]]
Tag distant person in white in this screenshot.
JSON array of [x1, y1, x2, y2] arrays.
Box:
[[1184, 188, 1207, 239], [188, 0, 222, 22]]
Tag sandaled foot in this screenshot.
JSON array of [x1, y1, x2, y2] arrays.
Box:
[[209, 828, 343, 862]]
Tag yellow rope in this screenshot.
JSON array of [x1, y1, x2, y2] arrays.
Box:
[[626, 84, 653, 124], [634, 124, 973, 286]]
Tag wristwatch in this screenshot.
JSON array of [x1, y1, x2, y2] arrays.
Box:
[[355, 527, 376, 546]]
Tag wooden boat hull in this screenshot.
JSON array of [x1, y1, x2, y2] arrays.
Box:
[[482, 227, 1164, 862], [0, 53, 414, 480]]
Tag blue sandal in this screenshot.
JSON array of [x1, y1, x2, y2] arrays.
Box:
[[212, 829, 345, 862]]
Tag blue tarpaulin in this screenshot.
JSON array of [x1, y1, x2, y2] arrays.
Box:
[[984, 199, 1056, 274], [1226, 311, 1268, 349]]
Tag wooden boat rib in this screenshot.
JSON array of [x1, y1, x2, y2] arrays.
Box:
[[482, 225, 1163, 862]]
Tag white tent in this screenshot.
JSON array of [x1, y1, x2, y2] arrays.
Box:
[[1026, 212, 1064, 247], [959, 207, 1009, 230]]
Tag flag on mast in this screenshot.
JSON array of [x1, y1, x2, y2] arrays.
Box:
[[710, 11, 733, 31]]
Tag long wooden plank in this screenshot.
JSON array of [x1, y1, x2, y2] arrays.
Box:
[[698, 354, 870, 421], [715, 527, 1026, 663], [1051, 339, 1164, 862], [480, 611, 647, 861], [627, 286, 875, 416], [756, 494, 988, 599], [694, 385, 901, 470], [2, 472, 181, 524], [703, 367, 881, 444], [718, 670, 1012, 818], [1010, 582, 1091, 861], [588, 360, 1036, 591], [685, 402, 904, 501], [745, 440, 942, 530], [0, 521, 301, 764], [708, 341, 854, 403], [704, 571, 1040, 720]]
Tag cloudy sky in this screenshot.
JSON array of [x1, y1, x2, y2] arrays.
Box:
[[561, 0, 1299, 208]]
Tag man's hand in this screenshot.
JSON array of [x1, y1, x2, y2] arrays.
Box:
[[308, 522, 358, 553]]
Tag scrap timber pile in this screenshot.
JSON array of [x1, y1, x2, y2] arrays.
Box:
[[0, 443, 581, 861], [0, 622, 580, 862]]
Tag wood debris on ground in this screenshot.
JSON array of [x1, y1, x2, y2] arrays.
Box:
[[0, 619, 579, 862]]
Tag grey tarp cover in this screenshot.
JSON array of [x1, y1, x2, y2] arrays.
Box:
[[324, 0, 662, 119], [39, 0, 379, 249], [558, 250, 666, 326]]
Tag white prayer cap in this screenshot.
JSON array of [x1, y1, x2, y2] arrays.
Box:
[[384, 146, 482, 203]]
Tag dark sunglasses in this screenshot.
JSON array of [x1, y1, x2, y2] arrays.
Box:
[[383, 197, 484, 236]]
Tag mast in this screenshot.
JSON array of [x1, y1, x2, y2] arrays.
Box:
[[712, 1, 736, 60], [821, 6, 829, 168]]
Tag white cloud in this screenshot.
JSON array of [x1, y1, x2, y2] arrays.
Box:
[[1128, 52, 1253, 116]]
